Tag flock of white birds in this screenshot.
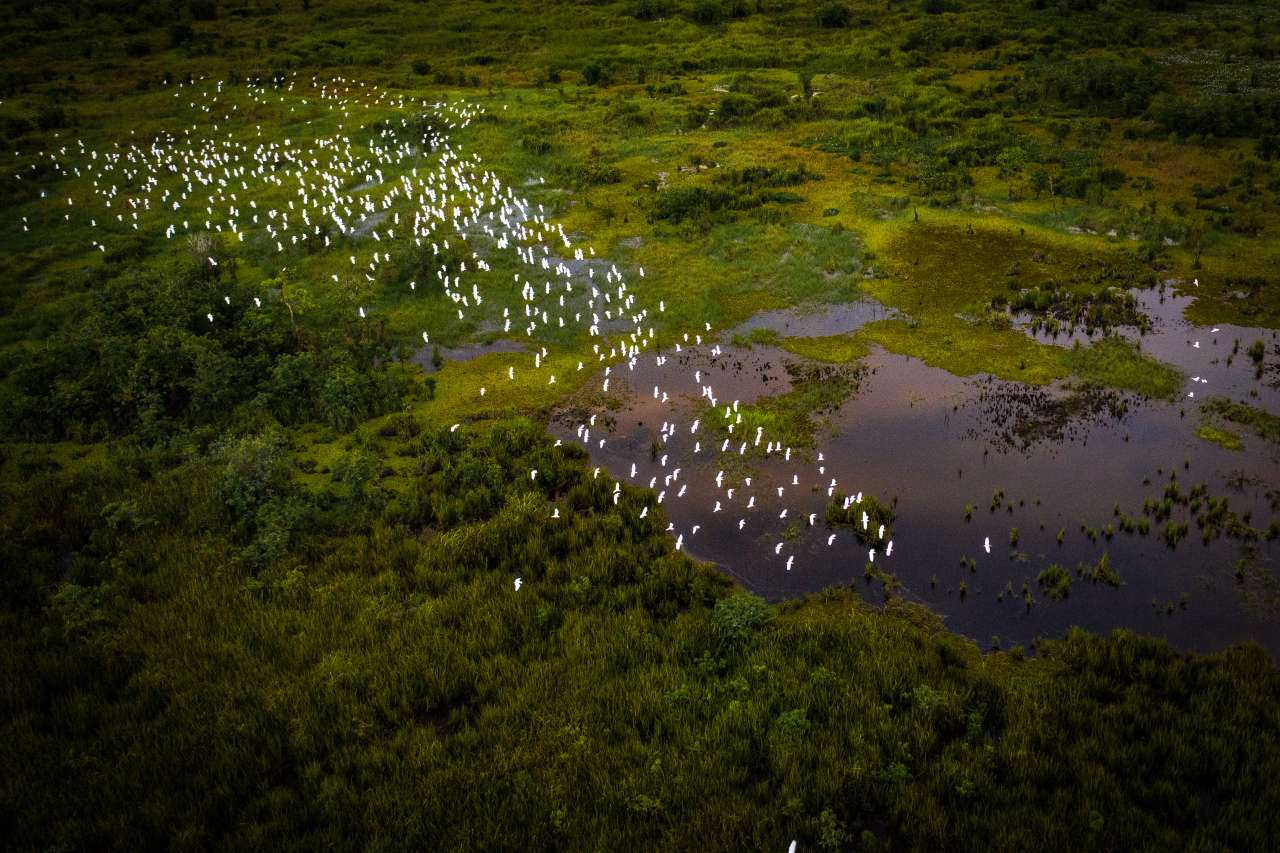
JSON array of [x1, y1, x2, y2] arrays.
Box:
[[15, 72, 946, 604]]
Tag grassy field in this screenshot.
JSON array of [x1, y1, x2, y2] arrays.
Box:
[[3, 0, 1280, 848]]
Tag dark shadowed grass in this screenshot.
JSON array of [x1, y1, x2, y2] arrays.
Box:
[[2, 418, 1279, 851]]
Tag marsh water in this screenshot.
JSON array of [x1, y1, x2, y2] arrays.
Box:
[[549, 294, 1280, 657], [438, 197, 1280, 656]]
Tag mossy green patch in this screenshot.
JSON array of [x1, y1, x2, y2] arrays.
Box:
[[777, 333, 869, 363], [1062, 336, 1184, 399], [858, 316, 1069, 384], [1200, 398, 1280, 445], [1195, 424, 1244, 452]]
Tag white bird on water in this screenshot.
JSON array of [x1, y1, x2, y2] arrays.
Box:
[[984, 536, 991, 554]]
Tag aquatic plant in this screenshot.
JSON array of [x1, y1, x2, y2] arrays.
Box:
[[1038, 564, 1073, 600]]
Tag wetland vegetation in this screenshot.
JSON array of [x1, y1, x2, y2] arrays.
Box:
[[2, 0, 1280, 848]]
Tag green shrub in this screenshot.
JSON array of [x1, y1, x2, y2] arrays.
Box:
[[712, 592, 771, 646]]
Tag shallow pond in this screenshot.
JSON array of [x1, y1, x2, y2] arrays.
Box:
[[552, 302, 1280, 657], [1013, 286, 1280, 410], [730, 298, 898, 339]]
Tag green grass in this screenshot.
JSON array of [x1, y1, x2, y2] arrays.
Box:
[[777, 332, 869, 364], [1062, 336, 1185, 399], [3, 0, 1280, 848], [4, 417, 1280, 851], [859, 315, 1070, 384]]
